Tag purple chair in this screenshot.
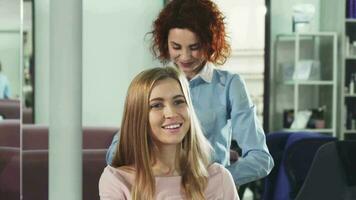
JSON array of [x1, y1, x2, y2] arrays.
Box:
[[22, 107, 33, 124], [22, 149, 107, 200], [21, 125, 117, 200], [0, 120, 20, 148], [22, 125, 118, 150], [0, 148, 20, 200], [0, 99, 20, 119]]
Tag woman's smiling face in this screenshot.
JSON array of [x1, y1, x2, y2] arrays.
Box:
[[168, 28, 206, 80], [148, 78, 190, 148]]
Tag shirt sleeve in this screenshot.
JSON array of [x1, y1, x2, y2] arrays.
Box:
[[220, 166, 240, 200], [4, 77, 11, 99], [99, 167, 127, 200], [106, 132, 120, 165], [226, 75, 274, 186]]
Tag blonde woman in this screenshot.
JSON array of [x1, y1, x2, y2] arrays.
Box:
[[99, 67, 239, 200]]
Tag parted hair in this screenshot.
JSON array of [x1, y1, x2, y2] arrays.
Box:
[[111, 67, 212, 200], [150, 0, 231, 65]]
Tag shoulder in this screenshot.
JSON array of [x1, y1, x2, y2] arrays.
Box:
[[99, 165, 132, 199], [212, 67, 245, 88], [206, 163, 239, 199], [208, 163, 233, 179]]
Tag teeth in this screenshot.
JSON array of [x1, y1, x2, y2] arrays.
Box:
[[164, 124, 181, 129]]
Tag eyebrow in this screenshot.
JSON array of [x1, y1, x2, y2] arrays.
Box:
[[170, 41, 200, 48], [149, 94, 185, 102]]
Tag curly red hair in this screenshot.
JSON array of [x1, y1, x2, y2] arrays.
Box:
[[151, 0, 231, 65]]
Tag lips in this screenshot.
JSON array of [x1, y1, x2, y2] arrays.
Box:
[[162, 123, 182, 129], [179, 61, 194, 68]]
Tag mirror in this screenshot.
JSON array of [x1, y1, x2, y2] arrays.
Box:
[[0, 0, 22, 199], [23, 0, 34, 124]]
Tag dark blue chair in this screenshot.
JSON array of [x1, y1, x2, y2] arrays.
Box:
[[262, 131, 336, 200], [262, 132, 292, 200]]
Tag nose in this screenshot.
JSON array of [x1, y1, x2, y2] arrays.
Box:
[[163, 104, 178, 119], [180, 48, 192, 60]]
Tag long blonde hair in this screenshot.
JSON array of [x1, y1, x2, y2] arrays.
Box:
[[111, 67, 212, 200]]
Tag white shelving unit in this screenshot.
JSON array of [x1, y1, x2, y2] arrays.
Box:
[[270, 32, 338, 137]]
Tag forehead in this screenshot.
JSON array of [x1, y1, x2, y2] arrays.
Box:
[[149, 78, 183, 99], [168, 28, 200, 45]]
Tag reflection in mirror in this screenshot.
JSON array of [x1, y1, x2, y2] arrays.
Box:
[[0, 0, 21, 199], [23, 0, 34, 124]]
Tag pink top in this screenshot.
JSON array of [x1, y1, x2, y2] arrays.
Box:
[[99, 163, 239, 200]]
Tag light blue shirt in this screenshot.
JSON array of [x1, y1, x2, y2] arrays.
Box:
[[106, 63, 274, 186], [0, 73, 11, 99]]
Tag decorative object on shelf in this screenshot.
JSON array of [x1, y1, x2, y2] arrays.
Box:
[[347, 38, 356, 57], [292, 4, 315, 33], [349, 73, 355, 95], [283, 109, 294, 128], [293, 60, 320, 81], [291, 110, 312, 129], [283, 106, 326, 129], [307, 106, 326, 129], [280, 60, 320, 81]]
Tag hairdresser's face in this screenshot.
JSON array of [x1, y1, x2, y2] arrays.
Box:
[[149, 78, 190, 147], [168, 28, 206, 80]]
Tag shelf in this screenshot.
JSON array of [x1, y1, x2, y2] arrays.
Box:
[[346, 18, 356, 23], [345, 94, 356, 98], [282, 128, 334, 133], [345, 56, 356, 60], [277, 32, 337, 37], [282, 80, 334, 85]]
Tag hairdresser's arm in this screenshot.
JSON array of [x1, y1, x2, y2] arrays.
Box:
[[106, 133, 119, 165], [226, 75, 274, 186]]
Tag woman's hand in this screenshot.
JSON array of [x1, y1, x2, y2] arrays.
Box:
[[230, 149, 240, 163]]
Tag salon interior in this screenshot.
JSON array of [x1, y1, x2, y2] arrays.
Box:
[[0, 0, 355, 199]]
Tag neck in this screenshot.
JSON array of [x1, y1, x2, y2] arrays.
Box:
[[152, 144, 180, 176]]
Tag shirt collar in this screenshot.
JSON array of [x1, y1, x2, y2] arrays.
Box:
[[167, 62, 214, 83], [191, 62, 214, 83]]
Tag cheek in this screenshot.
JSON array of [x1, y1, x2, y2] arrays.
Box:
[[180, 107, 190, 122], [169, 49, 178, 60], [149, 111, 161, 129], [192, 50, 204, 60]]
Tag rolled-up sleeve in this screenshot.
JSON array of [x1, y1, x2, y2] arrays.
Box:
[[226, 75, 274, 186]]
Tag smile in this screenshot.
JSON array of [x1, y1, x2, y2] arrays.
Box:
[[180, 61, 194, 67], [162, 123, 182, 129]]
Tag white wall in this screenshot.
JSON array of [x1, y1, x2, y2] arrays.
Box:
[[35, 0, 163, 125], [34, 0, 50, 124], [215, 0, 266, 122], [82, 0, 162, 126]]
